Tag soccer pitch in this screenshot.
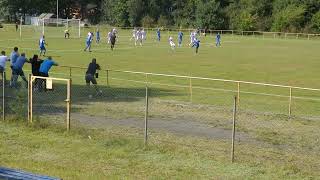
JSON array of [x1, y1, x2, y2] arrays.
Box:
[[1, 26, 320, 87], [1, 25, 320, 116]]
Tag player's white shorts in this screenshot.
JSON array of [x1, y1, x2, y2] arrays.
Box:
[[170, 41, 176, 47]]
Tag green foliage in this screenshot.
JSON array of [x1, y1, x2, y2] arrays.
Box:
[[195, 0, 225, 29], [311, 11, 320, 32], [127, 0, 145, 26], [157, 15, 170, 27], [101, 0, 129, 26], [1, 0, 320, 32], [141, 15, 155, 28], [272, 4, 306, 32]]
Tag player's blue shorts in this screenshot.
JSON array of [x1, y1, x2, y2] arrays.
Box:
[[86, 41, 91, 46], [40, 46, 46, 50]]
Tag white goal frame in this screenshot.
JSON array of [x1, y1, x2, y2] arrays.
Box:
[[37, 18, 81, 38]]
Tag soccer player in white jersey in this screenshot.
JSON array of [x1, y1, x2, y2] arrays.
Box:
[[169, 36, 176, 50], [107, 31, 111, 44], [112, 28, 117, 34], [135, 29, 143, 46], [130, 28, 137, 41]]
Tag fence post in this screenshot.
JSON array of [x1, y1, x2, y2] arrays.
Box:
[[289, 87, 292, 117], [189, 77, 193, 103], [106, 70, 109, 87], [231, 96, 237, 163], [29, 75, 33, 123], [144, 85, 149, 146], [69, 67, 72, 79], [2, 71, 5, 121], [237, 82, 240, 105], [66, 79, 71, 131]]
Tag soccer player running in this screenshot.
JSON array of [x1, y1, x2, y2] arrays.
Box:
[[141, 29, 146, 41], [107, 31, 111, 44], [39, 35, 48, 56], [156, 28, 161, 42], [96, 29, 100, 44], [216, 33, 221, 47], [135, 29, 143, 46], [130, 28, 137, 41], [178, 31, 184, 47], [169, 36, 176, 51], [192, 38, 200, 54], [84, 32, 93, 52], [110, 32, 117, 51], [85, 58, 102, 96], [189, 31, 196, 46]]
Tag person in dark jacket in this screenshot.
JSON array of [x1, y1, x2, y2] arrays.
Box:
[[85, 58, 102, 95], [110, 33, 116, 51], [29, 54, 43, 90]]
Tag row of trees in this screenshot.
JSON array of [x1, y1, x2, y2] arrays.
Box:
[[1, 0, 320, 33]]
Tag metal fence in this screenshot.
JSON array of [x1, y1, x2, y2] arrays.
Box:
[[2, 23, 320, 41], [1, 67, 320, 167]]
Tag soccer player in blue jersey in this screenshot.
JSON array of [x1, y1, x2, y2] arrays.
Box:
[[96, 29, 100, 44], [39, 35, 47, 56], [178, 31, 184, 47], [84, 32, 93, 52], [216, 33, 221, 47], [156, 28, 161, 42], [192, 39, 200, 54]]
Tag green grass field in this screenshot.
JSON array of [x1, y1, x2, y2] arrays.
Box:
[[1, 25, 320, 117], [1, 25, 320, 179]]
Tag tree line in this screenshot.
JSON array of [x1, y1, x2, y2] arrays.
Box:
[[1, 0, 320, 33]]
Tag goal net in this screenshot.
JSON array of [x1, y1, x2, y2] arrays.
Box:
[[36, 18, 81, 38]]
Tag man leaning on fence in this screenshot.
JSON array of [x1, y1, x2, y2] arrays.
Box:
[[85, 58, 102, 95], [10, 53, 29, 88], [29, 55, 43, 90], [39, 56, 58, 90]]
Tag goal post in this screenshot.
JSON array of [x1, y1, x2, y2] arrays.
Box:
[[36, 18, 81, 38]]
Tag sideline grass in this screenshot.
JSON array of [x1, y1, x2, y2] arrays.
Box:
[[0, 120, 319, 179]]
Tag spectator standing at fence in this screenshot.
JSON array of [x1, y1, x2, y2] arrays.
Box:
[[0, 51, 10, 82], [29, 55, 43, 90], [10, 47, 19, 66], [85, 58, 101, 95], [39, 56, 58, 90], [10, 53, 29, 88], [10, 47, 20, 87]]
